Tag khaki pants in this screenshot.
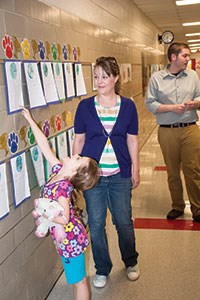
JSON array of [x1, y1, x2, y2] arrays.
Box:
[[158, 124, 200, 217]]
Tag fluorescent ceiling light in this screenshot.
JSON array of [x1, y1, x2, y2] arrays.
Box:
[[176, 0, 200, 5], [191, 49, 198, 52], [188, 43, 200, 46], [189, 46, 200, 49], [187, 39, 200, 42], [185, 33, 200, 36], [183, 22, 200, 26]]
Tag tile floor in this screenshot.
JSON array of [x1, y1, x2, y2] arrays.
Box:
[[46, 125, 200, 300]]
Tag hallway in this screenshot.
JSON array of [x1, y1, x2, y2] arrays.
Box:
[[46, 124, 200, 300]]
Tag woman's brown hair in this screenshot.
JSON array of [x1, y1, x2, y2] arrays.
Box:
[[94, 56, 121, 94]]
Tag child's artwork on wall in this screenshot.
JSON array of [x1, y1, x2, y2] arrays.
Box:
[[24, 62, 47, 108], [44, 137, 57, 180], [40, 62, 59, 104], [91, 63, 97, 91], [30, 145, 45, 188], [56, 132, 68, 160], [52, 62, 65, 101], [67, 127, 74, 157], [74, 63, 87, 97], [0, 163, 9, 219], [4, 60, 24, 114], [10, 152, 31, 207], [63, 62, 75, 99]]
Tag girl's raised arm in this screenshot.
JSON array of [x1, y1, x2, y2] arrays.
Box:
[[21, 107, 59, 167]]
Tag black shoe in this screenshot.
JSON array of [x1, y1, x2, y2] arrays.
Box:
[[193, 215, 200, 223], [167, 209, 184, 220]]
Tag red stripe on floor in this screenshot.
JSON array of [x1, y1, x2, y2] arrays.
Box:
[[153, 166, 167, 171], [134, 218, 200, 231]]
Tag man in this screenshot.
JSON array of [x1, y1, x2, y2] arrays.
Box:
[[145, 42, 200, 222]]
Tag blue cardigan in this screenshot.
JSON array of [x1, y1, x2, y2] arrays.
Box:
[[74, 95, 138, 178]]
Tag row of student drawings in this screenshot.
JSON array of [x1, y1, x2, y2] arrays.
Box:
[[0, 127, 74, 220], [4, 60, 87, 114]]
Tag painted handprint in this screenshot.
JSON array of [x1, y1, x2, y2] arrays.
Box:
[[62, 44, 68, 60], [12, 36, 21, 59], [38, 41, 45, 60], [57, 43, 61, 60], [55, 115, 62, 131], [27, 127, 35, 145], [42, 120, 50, 137], [31, 39, 38, 59], [21, 38, 31, 59], [8, 131, 19, 154], [0, 133, 9, 156], [51, 43, 57, 60], [2, 34, 13, 58]]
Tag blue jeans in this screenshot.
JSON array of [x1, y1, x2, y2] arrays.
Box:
[[83, 173, 138, 276]]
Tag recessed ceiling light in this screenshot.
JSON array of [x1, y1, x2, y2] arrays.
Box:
[[183, 22, 200, 26], [176, 0, 200, 5]]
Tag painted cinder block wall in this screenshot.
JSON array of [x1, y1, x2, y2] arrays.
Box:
[[0, 0, 163, 299]]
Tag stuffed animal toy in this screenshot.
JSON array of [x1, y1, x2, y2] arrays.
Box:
[[32, 198, 66, 243]]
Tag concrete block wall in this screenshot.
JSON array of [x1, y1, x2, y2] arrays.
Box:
[[0, 0, 163, 299]]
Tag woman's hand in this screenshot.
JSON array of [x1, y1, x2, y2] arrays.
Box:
[[132, 171, 140, 189]]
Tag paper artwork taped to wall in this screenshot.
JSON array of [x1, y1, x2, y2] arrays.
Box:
[[52, 62, 65, 101], [63, 62, 75, 99], [74, 63, 87, 97], [24, 62, 47, 108], [30, 145, 45, 188], [67, 127, 74, 157], [0, 163, 9, 219], [4, 60, 24, 114], [56, 132, 68, 160], [40, 62, 59, 105], [44, 137, 56, 180], [91, 63, 97, 91], [10, 152, 31, 207]]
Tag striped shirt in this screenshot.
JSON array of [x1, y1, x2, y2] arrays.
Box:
[[94, 96, 121, 176]]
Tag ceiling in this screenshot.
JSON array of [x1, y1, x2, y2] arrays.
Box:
[[132, 0, 200, 49]]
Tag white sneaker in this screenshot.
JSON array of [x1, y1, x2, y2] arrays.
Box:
[[93, 275, 107, 288], [126, 264, 140, 281]]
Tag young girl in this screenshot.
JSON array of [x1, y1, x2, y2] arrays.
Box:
[[22, 107, 99, 300]]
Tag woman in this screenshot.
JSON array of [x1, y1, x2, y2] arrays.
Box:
[[73, 56, 140, 288]]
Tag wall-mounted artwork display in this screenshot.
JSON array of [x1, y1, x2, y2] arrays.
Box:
[[52, 62, 65, 101], [24, 62, 47, 108], [120, 64, 132, 84], [30, 145, 45, 187], [74, 63, 87, 97], [56, 132, 68, 160], [91, 63, 97, 91], [4, 60, 24, 114], [67, 127, 74, 157], [63, 62, 75, 99], [40, 61, 59, 104], [44, 137, 57, 180], [10, 152, 31, 207], [0, 163, 9, 219]]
